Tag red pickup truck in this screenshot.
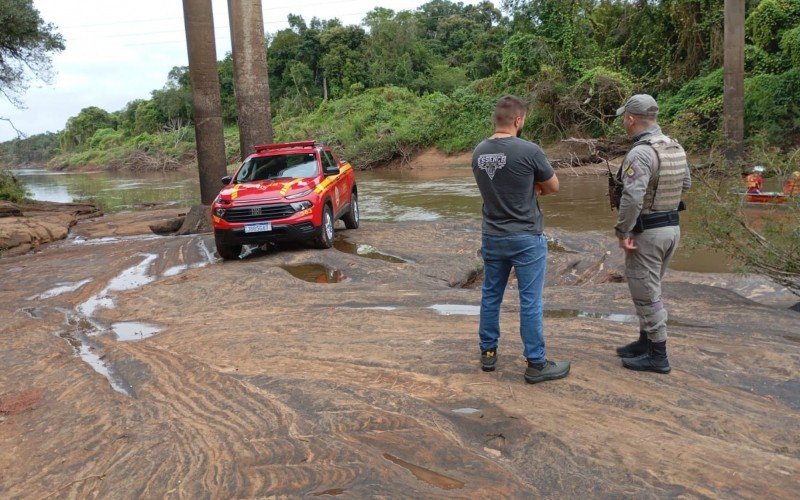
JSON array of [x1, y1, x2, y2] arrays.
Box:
[[211, 140, 359, 260]]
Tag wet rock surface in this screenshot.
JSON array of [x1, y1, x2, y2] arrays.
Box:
[[0, 213, 798, 497], [0, 201, 102, 256]]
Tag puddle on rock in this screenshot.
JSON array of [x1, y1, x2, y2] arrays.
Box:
[[338, 305, 399, 311], [281, 264, 346, 283], [452, 407, 481, 414], [77, 254, 158, 317], [429, 304, 480, 316], [334, 236, 408, 263], [29, 278, 93, 300], [383, 453, 464, 490], [112, 322, 162, 341], [545, 309, 712, 328], [56, 326, 132, 397]]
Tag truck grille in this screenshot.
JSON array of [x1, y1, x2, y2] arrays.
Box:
[[222, 204, 296, 222]]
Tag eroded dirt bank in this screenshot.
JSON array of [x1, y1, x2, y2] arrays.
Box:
[[0, 213, 798, 497]]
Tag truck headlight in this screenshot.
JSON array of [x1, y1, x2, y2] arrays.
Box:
[[290, 201, 312, 211]]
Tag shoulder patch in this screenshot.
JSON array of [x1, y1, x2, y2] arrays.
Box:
[[623, 159, 643, 183]]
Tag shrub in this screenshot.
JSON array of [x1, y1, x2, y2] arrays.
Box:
[[744, 68, 800, 144], [0, 169, 29, 202], [745, 0, 800, 52], [780, 26, 800, 67], [659, 69, 724, 148]]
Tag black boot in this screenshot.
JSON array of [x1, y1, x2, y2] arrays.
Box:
[[622, 340, 671, 374], [616, 330, 649, 358]]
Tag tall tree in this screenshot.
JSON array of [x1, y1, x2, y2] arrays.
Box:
[[182, 0, 227, 205], [724, 0, 745, 166], [227, 0, 273, 159]]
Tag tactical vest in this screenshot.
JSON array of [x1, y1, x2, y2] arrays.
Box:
[[636, 134, 687, 214]]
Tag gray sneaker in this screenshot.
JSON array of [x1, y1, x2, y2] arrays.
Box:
[[524, 359, 570, 384]]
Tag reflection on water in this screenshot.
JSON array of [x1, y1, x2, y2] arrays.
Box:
[[11, 168, 200, 212], [281, 264, 346, 283], [13, 165, 732, 272]]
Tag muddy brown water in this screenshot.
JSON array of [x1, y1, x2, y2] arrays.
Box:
[[11, 165, 750, 273], [281, 264, 347, 283]]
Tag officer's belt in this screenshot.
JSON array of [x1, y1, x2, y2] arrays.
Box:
[[632, 210, 679, 233]]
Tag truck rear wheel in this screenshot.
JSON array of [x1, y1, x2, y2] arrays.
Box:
[[343, 192, 359, 229]]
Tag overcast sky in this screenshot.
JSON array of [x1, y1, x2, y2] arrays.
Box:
[[0, 0, 494, 142]]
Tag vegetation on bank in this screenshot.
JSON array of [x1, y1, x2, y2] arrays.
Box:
[[0, 169, 29, 202]]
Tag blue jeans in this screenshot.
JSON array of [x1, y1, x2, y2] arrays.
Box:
[[479, 232, 548, 363]]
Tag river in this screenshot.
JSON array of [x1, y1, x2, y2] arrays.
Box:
[[11, 165, 731, 272]]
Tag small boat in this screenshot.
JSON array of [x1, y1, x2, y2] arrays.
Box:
[[740, 191, 791, 204]]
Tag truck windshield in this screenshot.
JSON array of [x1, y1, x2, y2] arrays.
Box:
[[235, 153, 318, 182]]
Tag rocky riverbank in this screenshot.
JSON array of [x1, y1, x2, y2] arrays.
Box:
[[0, 200, 102, 256], [0, 210, 797, 497]]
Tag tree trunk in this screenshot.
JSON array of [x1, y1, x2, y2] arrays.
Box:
[[182, 0, 227, 205], [723, 0, 745, 169], [323, 76, 328, 101], [228, 0, 273, 160]]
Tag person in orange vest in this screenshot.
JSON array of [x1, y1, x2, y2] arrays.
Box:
[[783, 171, 800, 196], [744, 166, 765, 194]]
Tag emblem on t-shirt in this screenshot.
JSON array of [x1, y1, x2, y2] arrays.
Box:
[[477, 153, 506, 180]]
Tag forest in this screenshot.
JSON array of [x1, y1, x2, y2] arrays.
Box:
[[1, 0, 799, 170]]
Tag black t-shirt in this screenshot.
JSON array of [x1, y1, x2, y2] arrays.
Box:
[[471, 137, 554, 235]]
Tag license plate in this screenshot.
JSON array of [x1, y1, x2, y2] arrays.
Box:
[[244, 222, 272, 233]]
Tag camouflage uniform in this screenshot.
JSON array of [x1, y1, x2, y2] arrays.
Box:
[[615, 125, 691, 343]]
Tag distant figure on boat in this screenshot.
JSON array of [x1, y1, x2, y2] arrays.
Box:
[[783, 171, 800, 196], [744, 165, 765, 194]]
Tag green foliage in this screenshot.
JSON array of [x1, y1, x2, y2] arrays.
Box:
[[0, 132, 59, 164], [60, 107, 116, 151], [745, 44, 789, 74], [744, 68, 800, 144], [436, 77, 514, 153], [780, 26, 800, 67], [0, 169, 29, 202], [274, 86, 448, 167], [745, 0, 800, 52], [218, 54, 237, 124], [86, 128, 124, 149], [133, 100, 162, 135], [318, 25, 368, 99], [426, 64, 469, 94], [499, 33, 550, 81], [659, 69, 724, 148], [0, 0, 64, 105]]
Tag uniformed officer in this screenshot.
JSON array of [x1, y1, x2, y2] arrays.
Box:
[[613, 94, 691, 374]]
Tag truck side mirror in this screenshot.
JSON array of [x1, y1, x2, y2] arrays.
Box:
[[221, 176, 232, 185]]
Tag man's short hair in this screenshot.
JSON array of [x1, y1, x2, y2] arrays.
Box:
[[494, 95, 528, 127]]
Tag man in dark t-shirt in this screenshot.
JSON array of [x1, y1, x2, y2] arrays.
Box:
[[471, 95, 570, 384]]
